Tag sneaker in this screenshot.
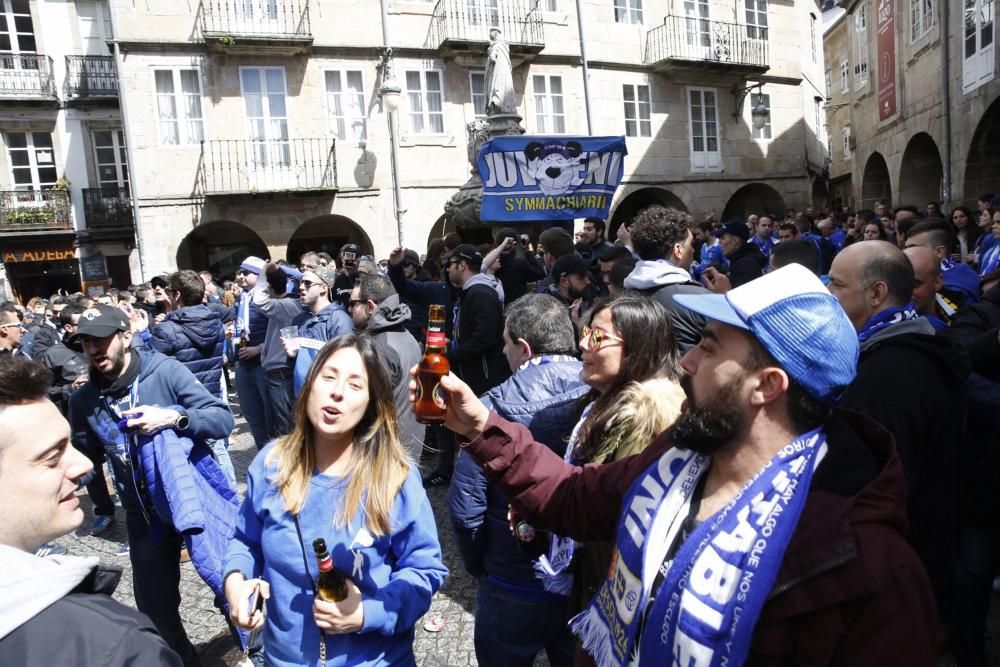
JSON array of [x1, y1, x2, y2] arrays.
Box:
[[422, 471, 452, 488], [115, 541, 130, 556], [90, 515, 115, 536], [34, 542, 67, 557]]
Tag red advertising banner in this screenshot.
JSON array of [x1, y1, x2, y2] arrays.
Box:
[[876, 0, 897, 121]]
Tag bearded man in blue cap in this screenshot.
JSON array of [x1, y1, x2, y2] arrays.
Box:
[[422, 263, 937, 666]]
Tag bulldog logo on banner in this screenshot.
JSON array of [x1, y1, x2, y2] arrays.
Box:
[[476, 135, 627, 222]]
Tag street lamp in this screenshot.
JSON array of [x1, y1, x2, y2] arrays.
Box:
[[750, 101, 769, 130], [732, 81, 770, 128], [378, 47, 402, 113]]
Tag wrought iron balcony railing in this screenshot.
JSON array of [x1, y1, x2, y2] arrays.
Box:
[[65, 56, 118, 99], [202, 138, 336, 195], [0, 54, 57, 98], [83, 187, 133, 229], [428, 0, 544, 50], [644, 16, 769, 71], [0, 189, 71, 231], [201, 0, 311, 39]]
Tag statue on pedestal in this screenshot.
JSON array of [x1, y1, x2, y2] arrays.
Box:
[[483, 28, 516, 115]]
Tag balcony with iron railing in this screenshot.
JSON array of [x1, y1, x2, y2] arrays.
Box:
[[65, 56, 118, 103], [0, 54, 58, 102], [0, 189, 72, 233], [202, 138, 337, 196], [82, 187, 133, 232], [644, 16, 769, 73], [428, 0, 544, 56], [200, 0, 312, 53]]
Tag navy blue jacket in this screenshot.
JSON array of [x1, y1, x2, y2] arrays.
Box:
[[150, 305, 229, 398], [448, 356, 588, 584], [388, 262, 452, 342]]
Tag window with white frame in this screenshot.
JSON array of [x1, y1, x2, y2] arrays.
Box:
[[240, 67, 290, 167], [469, 71, 486, 119], [623, 83, 651, 137], [840, 60, 850, 92], [614, 0, 642, 24], [76, 1, 113, 55], [745, 0, 768, 40], [405, 69, 445, 134], [810, 14, 818, 62], [154, 68, 204, 146], [911, 0, 934, 42], [6, 132, 56, 190], [532, 74, 565, 133], [825, 69, 832, 96], [842, 126, 852, 159], [688, 87, 720, 172], [852, 4, 869, 91], [325, 70, 367, 142], [0, 0, 36, 54], [963, 0, 995, 92], [466, 0, 499, 27], [93, 129, 129, 192], [750, 92, 771, 140], [814, 98, 823, 137], [539, 0, 558, 10]]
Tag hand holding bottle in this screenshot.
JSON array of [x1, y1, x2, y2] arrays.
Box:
[[313, 578, 364, 634]]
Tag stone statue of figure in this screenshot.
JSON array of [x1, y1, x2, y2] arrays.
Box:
[[484, 28, 516, 115]]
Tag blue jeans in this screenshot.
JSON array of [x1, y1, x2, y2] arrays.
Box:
[[235, 362, 271, 450], [208, 437, 237, 487], [474, 576, 575, 667], [264, 368, 294, 440]]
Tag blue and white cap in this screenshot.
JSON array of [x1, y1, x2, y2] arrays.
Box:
[[674, 263, 858, 404]]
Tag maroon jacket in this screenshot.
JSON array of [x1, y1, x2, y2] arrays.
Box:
[[460, 408, 937, 666]]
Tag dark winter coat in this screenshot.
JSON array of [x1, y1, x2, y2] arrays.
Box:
[[449, 356, 587, 582], [37, 340, 89, 413], [150, 305, 228, 398], [449, 276, 510, 396], [460, 409, 938, 667], [496, 250, 547, 305], [388, 262, 452, 343], [622, 259, 709, 354], [725, 241, 767, 287], [839, 317, 968, 611], [950, 283, 1000, 382]]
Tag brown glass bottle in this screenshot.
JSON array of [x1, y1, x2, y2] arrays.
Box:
[[509, 505, 547, 557], [415, 304, 449, 424], [312, 538, 348, 602]]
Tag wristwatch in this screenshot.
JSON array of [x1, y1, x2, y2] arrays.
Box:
[[174, 410, 190, 431]]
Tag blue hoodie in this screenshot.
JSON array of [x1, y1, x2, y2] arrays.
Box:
[[226, 445, 447, 667], [150, 304, 228, 397], [292, 302, 354, 395]]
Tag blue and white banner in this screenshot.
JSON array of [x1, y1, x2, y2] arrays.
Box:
[[477, 136, 627, 222]]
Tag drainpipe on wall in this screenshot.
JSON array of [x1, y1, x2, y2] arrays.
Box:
[[108, 5, 146, 282], [939, 0, 952, 207], [574, 0, 594, 134], [379, 0, 406, 247]]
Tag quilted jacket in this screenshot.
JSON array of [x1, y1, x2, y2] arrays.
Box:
[[150, 305, 230, 398], [137, 427, 240, 604]]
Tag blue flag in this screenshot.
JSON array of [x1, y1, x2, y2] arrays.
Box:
[[476, 136, 627, 222]]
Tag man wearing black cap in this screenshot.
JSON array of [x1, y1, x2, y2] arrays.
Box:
[[67, 305, 234, 666], [716, 219, 766, 288], [549, 253, 592, 319], [492, 229, 545, 305], [333, 243, 363, 310]]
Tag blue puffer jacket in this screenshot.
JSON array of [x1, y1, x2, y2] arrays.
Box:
[[292, 302, 354, 395], [448, 355, 588, 583], [150, 305, 228, 398]]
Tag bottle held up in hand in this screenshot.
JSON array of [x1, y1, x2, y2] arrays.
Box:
[[312, 538, 348, 602], [415, 304, 449, 424]]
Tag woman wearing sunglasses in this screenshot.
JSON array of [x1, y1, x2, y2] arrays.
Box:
[[538, 294, 685, 614], [224, 334, 447, 667]]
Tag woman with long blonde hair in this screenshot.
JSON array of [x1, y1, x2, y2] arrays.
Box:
[[225, 334, 447, 667]]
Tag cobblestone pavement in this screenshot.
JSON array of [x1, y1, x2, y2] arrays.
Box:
[[51, 404, 1000, 666]]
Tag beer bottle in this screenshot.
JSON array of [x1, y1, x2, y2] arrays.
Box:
[[415, 304, 449, 424], [311, 538, 348, 602], [509, 505, 547, 557]]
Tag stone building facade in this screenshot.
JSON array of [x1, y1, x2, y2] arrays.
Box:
[[0, 0, 828, 290], [823, 0, 1000, 213]]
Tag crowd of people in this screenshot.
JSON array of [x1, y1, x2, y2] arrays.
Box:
[[0, 197, 999, 666]]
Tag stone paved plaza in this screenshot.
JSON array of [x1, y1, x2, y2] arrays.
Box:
[[50, 400, 999, 666]]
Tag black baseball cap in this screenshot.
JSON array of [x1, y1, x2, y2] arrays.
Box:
[[715, 220, 750, 241], [68, 305, 129, 342], [150, 273, 171, 288], [445, 244, 483, 266], [552, 253, 591, 280]]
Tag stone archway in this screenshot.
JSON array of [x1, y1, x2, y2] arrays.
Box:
[[609, 187, 688, 238], [176, 220, 269, 280], [285, 215, 373, 264], [964, 94, 1000, 204], [898, 133, 943, 209], [860, 152, 892, 212], [721, 183, 787, 221], [426, 214, 456, 249], [811, 178, 830, 209]]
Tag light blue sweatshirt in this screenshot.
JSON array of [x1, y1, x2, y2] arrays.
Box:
[[225, 443, 448, 667]]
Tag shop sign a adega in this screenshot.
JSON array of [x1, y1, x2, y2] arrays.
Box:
[[2, 248, 75, 263]]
